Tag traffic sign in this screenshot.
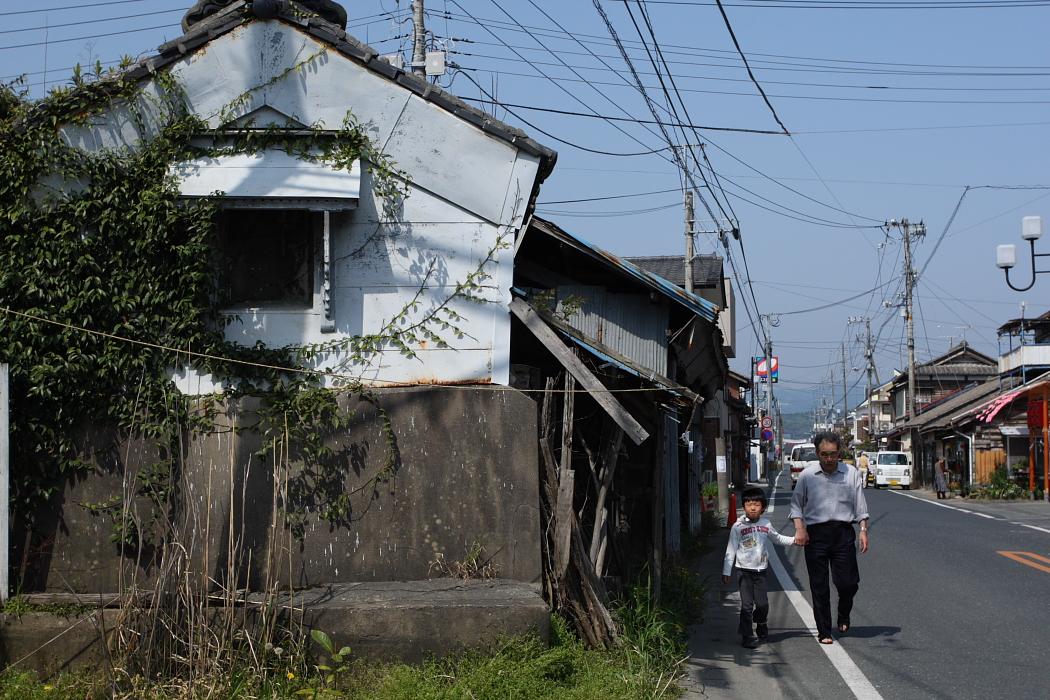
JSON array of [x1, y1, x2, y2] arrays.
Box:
[[754, 356, 779, 383], [761, 416, 773, 429], [761, 428, 774, 441]]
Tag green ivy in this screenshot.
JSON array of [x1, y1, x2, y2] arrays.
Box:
[[0, 48, 495, 561]]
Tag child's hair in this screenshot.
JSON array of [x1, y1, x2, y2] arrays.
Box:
[[741, 487, 767, 510]]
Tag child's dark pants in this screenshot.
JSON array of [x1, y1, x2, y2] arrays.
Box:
[[736, 568, 769, 637]]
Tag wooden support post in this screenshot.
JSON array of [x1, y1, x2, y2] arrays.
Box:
[[589, 427, 624, 575], [554, 374, 576, 580]]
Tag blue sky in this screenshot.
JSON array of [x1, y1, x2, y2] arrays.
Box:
[[3, 0, 1049, 414]]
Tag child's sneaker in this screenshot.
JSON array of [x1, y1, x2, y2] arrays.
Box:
[[756, 624, 769, 642], [741, 636, 760, 649]]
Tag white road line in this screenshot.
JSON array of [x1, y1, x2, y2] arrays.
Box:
[[1015, 522, 1050, 535], [886, 491, 991, 518], [888, 490, 1050, 529], [768, 471, 783, 513], [766, 540, 883, 700]]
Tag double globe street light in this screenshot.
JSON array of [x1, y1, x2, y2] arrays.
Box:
[[997, 215, 1048, 292]]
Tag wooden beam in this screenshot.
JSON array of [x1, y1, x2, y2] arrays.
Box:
[[510, 298, 649, 445]]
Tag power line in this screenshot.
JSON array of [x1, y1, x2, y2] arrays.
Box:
[[772, 280, 898, 316], [538, 186, 685, 204], [0, 7, 183, 35], [451, 0, 679, 162], [0, 22, 175, 51], [458, 75, 679, 156], [0, 0, 159, 15], [711, 0, 790, 133], [632, 0, 1050, 8]]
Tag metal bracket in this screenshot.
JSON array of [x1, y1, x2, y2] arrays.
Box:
[[321, 210, 335, 333]]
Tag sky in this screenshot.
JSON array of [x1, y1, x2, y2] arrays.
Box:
[[3, 0, 1050, 416]]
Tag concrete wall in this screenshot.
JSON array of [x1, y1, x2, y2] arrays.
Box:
[[16, 386, 541, 593]]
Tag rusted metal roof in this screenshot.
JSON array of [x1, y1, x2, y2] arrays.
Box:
[[528, 218, 721, 324]]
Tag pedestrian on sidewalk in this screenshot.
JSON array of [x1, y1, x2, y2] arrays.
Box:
[[789, 431, 870, 646], [722, 487, 797, 649], [934, 458, 949, 499]]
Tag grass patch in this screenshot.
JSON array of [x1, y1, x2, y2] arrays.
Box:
[[0, 596, 95, 619], [0, 611, 690, 699]]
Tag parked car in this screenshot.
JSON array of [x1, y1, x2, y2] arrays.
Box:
[[789, 444, 819, 488], [873, 451, 912, 489]]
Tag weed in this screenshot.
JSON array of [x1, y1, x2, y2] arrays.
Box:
[[428, 541, 502, 580], [0, 596, 95, 619]]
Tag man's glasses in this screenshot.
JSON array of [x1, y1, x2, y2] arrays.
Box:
[[818, 450, 840, 458]]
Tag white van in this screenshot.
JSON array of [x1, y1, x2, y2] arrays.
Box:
[[873, 451, 912, 489], [789, 444, 820, 489]]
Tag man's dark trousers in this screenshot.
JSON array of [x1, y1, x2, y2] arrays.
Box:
[[804, 521, 860, 637], [736, 568, 769, 637]]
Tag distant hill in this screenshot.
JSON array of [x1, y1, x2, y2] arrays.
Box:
[[780, 412, 814, 441]]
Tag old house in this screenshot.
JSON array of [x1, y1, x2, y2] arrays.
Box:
[[6, 0, 566, 664], [511, 218, 728, 617], [882, 343, 996, 483]]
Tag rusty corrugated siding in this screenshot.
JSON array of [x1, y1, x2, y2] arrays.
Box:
[[557, 285, 668, 377]]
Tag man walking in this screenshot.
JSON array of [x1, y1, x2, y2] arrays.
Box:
[[789, 431, 869, 645]]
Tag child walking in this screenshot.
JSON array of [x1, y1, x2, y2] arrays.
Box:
[[722, 487, 796, 648]]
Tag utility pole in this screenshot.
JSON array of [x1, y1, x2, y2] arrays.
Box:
[[887, 218, 926, 476], [863, 317, 874, 445], [411, 1, 426, 77], [684, 190, 694, 295], [841, 342, 848, 437]]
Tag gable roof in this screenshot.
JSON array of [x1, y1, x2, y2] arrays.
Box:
[[112, 1, 556, 178], [624, 255, 723, 289], [924, 342, 995, 368]]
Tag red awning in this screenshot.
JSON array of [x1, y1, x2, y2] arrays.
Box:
[[976, 389, 1025, 423]]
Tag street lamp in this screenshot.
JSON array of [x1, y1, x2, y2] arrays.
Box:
[[997, 216, 1049, 292]]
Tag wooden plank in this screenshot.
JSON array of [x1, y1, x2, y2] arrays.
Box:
[[589, 427, 623, 565], [554, 469, 575, 580], [510, 298, 649, 445], [561, 374, 575, 474]]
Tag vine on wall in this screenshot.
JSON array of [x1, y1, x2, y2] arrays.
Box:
[[0, 41, 498, 557]]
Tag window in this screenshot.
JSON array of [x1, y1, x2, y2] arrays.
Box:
[[217, 209, 314, 306]]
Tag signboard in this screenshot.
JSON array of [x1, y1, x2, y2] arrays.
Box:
[[716, 455, 727, 473], [754, 356, 779, 383]]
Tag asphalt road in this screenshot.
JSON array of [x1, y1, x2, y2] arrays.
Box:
[[756, 484, 1050, 699]]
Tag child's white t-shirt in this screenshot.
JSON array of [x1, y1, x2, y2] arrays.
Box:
[[722, 515, 794, 575]]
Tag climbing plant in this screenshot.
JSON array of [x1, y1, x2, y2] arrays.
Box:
[[0, 44, 498, 556]]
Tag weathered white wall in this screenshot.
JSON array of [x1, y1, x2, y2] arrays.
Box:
[[64, 21, 543, 391]]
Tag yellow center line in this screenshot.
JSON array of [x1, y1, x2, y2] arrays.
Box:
[[998, 551, 1050, 574]]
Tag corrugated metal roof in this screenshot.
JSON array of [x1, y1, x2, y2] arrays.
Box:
[[624, 255, 723, 289], [904, 378, 1009, 432], [528, 218, 721, 323]]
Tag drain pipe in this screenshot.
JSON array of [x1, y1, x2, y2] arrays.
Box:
[[953, 429, 975, 488]]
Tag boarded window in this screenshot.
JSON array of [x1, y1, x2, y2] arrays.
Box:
[[217, 209, 314, 306]]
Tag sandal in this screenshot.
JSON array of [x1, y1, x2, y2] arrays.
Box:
[[818, 635, 834, 645], [837, 623, 850, 634]]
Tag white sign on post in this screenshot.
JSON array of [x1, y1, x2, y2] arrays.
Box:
[[716, 455, 727, 473]]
